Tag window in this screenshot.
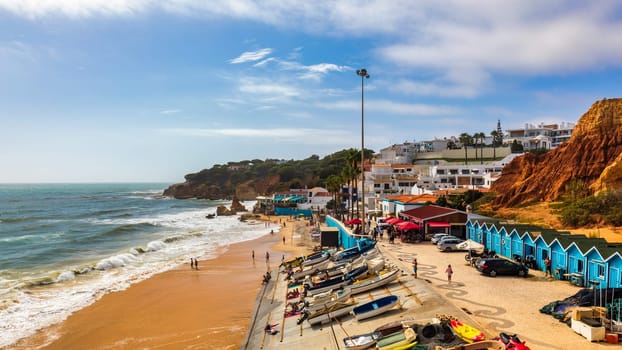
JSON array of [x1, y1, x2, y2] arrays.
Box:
[[577, 259, 584, 273], [598, 264, 605, 278]]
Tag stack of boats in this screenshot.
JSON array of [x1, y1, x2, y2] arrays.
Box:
[[284, 239, 406, 326], [342, 316, 508, 350]]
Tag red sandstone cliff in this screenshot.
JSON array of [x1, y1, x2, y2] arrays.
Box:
[[491, 98, 622, 208]]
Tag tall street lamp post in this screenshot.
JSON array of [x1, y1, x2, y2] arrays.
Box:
[[356, 68, 369, 229]]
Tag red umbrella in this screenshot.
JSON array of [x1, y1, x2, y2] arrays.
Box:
[[385, 217, 403, 225], [396, 222, 419, 231], [345, 218, 362, 225]]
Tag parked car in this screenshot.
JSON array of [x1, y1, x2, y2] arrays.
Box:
[[476, 258, 529, 277], [430, 233, 450, 244], [436, 235, 460, 245], [436, 238, 465, 252]]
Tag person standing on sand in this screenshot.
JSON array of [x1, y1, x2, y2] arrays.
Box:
[[283, 236, 286, 245], [194, 258, 199, 270], [544, 257, 552, 277], [412, 258, 418, 279], [190, 257, 194, 270], [445, 264, 453, 283], [252, 250, 255, 260], [266, 251, 270, 263]]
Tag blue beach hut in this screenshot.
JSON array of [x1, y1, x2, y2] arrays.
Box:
[[605, 252, 622, 288], [585, 246, 608, 289], [566, 242, 587, 287], [508, 229, 524, 260]]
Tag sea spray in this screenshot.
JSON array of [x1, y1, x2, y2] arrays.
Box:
[[0, 183, 268, 348]]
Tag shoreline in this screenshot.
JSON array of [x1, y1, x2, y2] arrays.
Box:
[[7, 215, 312, 350]]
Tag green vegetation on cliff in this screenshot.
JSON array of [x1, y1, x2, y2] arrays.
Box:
[[163, 149, 372, 200]]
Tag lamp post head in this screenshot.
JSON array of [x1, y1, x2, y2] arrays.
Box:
[[356, 68, 370, 79]]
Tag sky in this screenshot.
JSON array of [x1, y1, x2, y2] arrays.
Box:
[[1, 1, 622, 183]]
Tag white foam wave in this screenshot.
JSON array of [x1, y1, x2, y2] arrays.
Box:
[[0, 203, 269, 348], [95, 253, 138, 270], [56, 271, 75, 282], [146, 241, 166, 252]]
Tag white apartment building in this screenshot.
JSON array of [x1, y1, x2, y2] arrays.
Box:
[[505, 122, 575, 151]]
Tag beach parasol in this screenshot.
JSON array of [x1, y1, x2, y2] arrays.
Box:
[[385, 217, 403, 225], [396, 222, 419, 231], [346, 218, 362, 225]]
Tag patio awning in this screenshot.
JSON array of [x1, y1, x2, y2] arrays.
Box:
[[427, 221, 451, 228], [396, 222, 420, 231]]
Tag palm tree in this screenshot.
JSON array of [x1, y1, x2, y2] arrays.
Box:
[[474, 132, 486, 164], [459, 133, 471, 165], [326, 174, 343, 219], [490, 130, 499, 159]]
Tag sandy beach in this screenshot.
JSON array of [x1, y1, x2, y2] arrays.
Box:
[[7, 216, 311, 350]]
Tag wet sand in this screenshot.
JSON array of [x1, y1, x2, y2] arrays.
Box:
[[8, 216, 312, 350]]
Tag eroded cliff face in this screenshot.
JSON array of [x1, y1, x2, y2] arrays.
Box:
[[163, 174, 283, 200], [491, 98, 622, 208]]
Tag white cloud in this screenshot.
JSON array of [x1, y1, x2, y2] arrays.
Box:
[[0, 0, 152, 18], [160, 127, 351, 145], [238, 79, 300, 97], [229, 48, 272, 64], [323, 99, 460, 116], [390, 79, 480, 98], [159, 109, 181, 114]]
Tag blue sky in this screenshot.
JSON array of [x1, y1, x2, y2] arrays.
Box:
[[1, 1, 622, 183]]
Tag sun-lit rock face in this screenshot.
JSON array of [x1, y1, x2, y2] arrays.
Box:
[[491, 98, 622, 208]]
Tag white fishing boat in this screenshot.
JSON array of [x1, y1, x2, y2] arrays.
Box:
[[306, 300, 357, 325], [305, 287, 352, 313], [351, 295, 400, 321], [350, 268, 400, 295]]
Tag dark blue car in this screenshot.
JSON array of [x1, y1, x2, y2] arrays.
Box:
[[476, 258, 528, 277]]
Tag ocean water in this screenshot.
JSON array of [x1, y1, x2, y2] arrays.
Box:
[[0, 183, 273, 348]]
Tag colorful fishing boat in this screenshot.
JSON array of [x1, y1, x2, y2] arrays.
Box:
[[375, 327, 416, 350], [449, 318, 486, 343], [443, 340, 505, 350], [352, 295, 400, 321]]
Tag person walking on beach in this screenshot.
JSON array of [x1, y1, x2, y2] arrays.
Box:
[[266, 251, 270, 263], [190, 257, 195, 270], [194, 258, 199, 270], [252, 250, 255, 261], [445, 264, 453, 283], [412, 258, 418, 279], [283, 236, 286, 245], [544, 257, 552, 277]]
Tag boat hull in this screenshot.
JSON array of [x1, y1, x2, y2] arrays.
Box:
[[352, 295, 400, 321], [351, 268, 399, 295], [307, 302, 357, 325]]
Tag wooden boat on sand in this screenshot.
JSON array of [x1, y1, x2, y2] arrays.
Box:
[[342, 332, 380, 350], [350, 267, 400, 295], [305, 288, 352, 313], [375, 327, 416, 350], [449, 318, 486, 343], [305, 300, 357, 325], [441, 340, 505, 350], [352, 295, 400, 321]]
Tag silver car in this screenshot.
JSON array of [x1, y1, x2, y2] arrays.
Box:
[[430, 233, 450, 244], [437, 238, 465, 252]]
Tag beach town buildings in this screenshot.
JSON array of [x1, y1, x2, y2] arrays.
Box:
[[504, 121, 575, 151]]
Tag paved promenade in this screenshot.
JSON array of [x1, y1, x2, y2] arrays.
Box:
[[243, 233, 614, 350]]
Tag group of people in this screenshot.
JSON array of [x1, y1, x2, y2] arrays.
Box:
[[189, 257, 199, 270]]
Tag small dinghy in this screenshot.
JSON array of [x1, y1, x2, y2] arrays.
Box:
[[351, 295, 400, 321]]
